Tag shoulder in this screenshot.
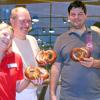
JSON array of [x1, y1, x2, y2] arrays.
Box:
[[87, 29, 100, 46], [5, 52, 22, 65], [26, 35, 36, 40], [55, 31, 71, 44], [54, 31, 70, 49], [87, 28, 100, 36], [58, 31, 69, 39], [26, 35, 38, 43], [12, 52, 22, 61]]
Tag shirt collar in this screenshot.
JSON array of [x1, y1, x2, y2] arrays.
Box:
[[68, 28, 92, 37]]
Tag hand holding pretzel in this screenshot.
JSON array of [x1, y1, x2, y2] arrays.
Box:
[[25, 65, 49, 81]]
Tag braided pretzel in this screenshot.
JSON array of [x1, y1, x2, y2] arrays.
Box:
[[25, 66, 49, 80], [70, 47, 91, 61], [36, 50, 57, 66]]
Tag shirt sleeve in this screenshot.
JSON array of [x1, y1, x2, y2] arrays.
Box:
[[54, 36, 63, 63]]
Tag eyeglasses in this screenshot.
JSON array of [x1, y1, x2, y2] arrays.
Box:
[[17, 19, 32, 25]]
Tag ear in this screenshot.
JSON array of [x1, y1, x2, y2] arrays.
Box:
[[10, 17, 14, 26], [86, 14, 87, 18], [67, 15, 70, 23], [84, 14, 87, 21], [10, 17, 12, 25]]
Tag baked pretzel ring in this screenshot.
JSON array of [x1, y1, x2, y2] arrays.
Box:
[[46, 50, 57, 64], [38, 67, 49, 80], [36, 50, 48, 66], [70, 47, 91, 61], [25, 66, 40, 80], [36, 50, 57, 66], [25, 66, 49, 80]]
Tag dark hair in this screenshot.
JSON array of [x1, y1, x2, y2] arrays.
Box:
[[68, 0, 87, 14]]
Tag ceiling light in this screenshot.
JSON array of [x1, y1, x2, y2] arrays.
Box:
[[32, 16, 39, 23], [49, 28, 55, 34], [67, 19, 70, 23], [63, 18, 67, 24], [91, 22, 100, 33], [42, 28, 46, 33]]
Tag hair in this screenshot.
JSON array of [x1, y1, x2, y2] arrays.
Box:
[[10, 7, 29, 19], [0, 22, 13, 36], [68, 0, 87, 14]]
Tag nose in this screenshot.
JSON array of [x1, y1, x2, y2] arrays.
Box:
[[74, 15, 79, 19], [25, 20, 32, 26], [5, 36, 10, 42], [24, 22, 31, 30], [1, 37, 10, 45], [6, 35, 10, 39], [3, 35, 10, 44]]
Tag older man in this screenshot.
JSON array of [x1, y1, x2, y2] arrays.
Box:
[[10, 7, 43, 100]]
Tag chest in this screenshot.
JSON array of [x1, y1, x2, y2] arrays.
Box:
[[60, 34, 100, 60], [0, 58, 18, 77]]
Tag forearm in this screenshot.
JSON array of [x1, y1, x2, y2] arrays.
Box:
[[16, 78, 30, 93], [93, 59, 100, 68], [80, 57, 100, 68], [50, 63, 61, 99]]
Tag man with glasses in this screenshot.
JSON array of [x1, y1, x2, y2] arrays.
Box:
[[10, 7, 43, 100]]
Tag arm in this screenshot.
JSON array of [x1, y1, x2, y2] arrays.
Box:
[[16, 77, 44, 93], [50, 62, 61, 100], [16, 78, 30, 93], [93, 59, 100, 68]]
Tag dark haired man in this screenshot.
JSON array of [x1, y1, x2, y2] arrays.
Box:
[[50, 0, 100, 100]]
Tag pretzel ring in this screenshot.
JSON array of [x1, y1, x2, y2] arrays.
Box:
[[36, 50, 57, 66], [70, 47, 91, 61], [38, 67, 49, 80], [25, 66, 49, 80], [46, 50, 57, 64]]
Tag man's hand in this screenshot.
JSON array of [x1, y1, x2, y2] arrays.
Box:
[[50, 95, 57, 100], [31, 78, 43, 86], [80, 57, 94, 68]]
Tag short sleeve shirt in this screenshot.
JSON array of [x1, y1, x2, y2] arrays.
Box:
[[0, 52, 23, 100], [54, 29, 100, 100]]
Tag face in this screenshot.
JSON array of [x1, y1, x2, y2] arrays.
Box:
[[0, 28, 13, 52], [11, 10, 32, 37], [68, 7, 87, 29]]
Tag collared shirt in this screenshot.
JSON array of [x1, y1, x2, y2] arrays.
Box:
[[54, 28, 100, 100]]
